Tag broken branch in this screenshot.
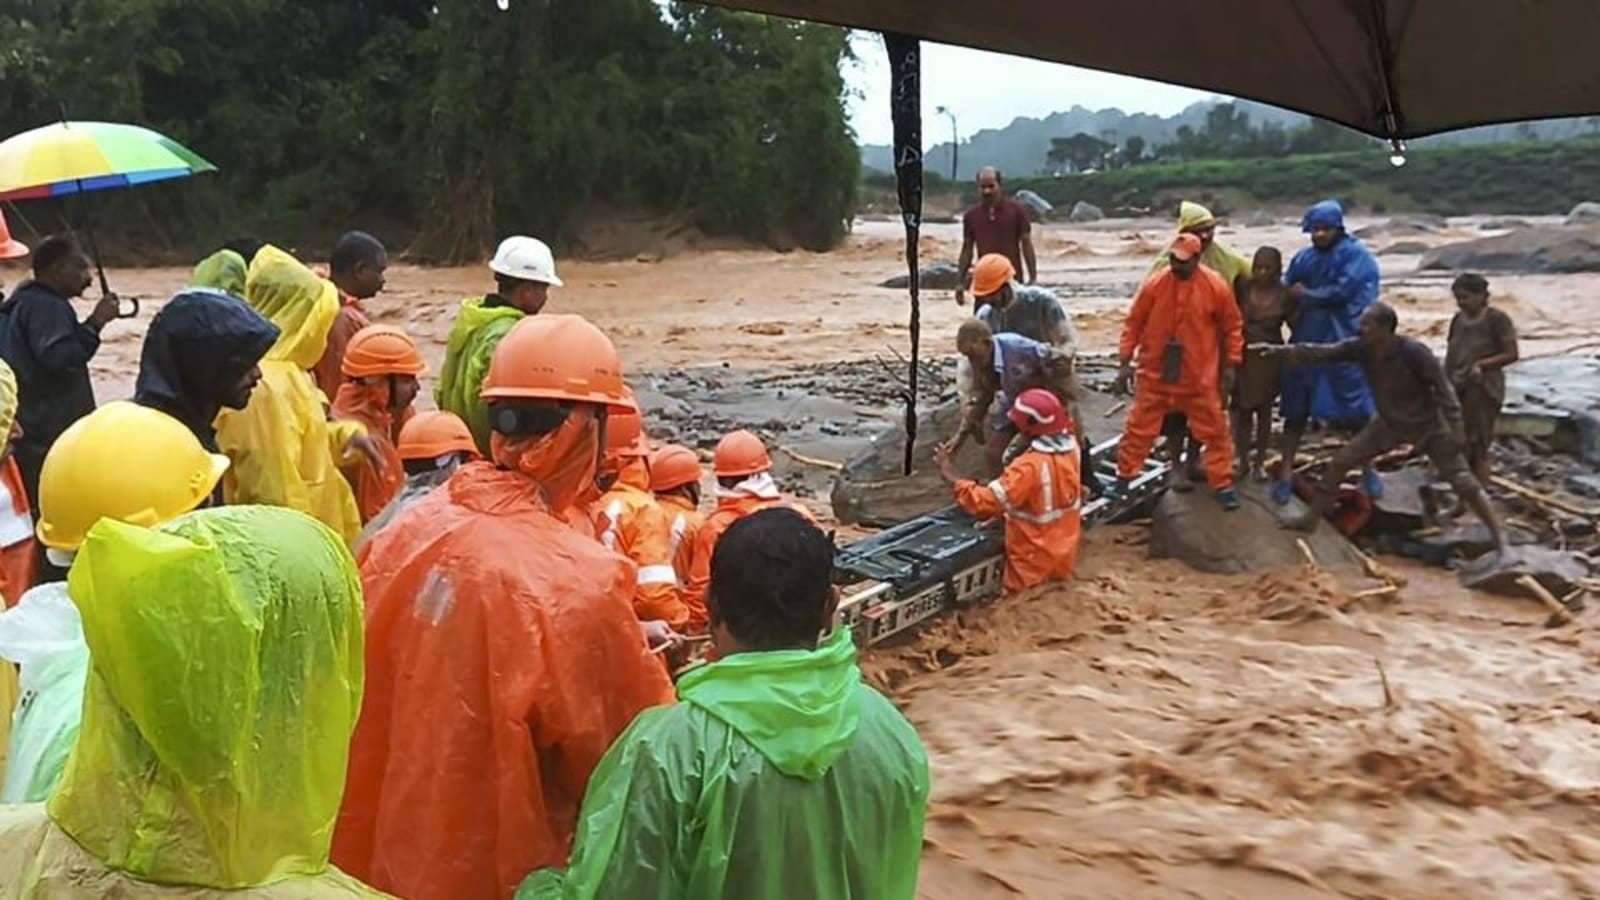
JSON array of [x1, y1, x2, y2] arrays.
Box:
[[1491, 475, 1599, 519], [778, 445, 844, 471], [1516, 574, 1575, 627]]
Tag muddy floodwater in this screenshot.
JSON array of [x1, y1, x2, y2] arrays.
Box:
[[66, 215, 1600, 897]]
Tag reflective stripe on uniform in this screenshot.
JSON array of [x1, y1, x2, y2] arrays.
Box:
[[669, 514, 688, 558], [637, 565, 678, 587], [0, 479, 30, 548], [1004, 457, 1076, 525], [600, 500, 624, 551], [987, 479, 1012, 512]]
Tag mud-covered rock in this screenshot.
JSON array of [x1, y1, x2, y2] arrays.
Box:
[[1457, 545, 1591, 598], [1014, 189, 1053, 221], [1354, 215, 1446, 240], [879, 261, 963, 290], [1069, 201, 1104, 223], [830, 398, 982, 526], [1241, 210, 1277, 228], [1418, 227, 1600, 274], [1150, 482, 1360, 574], [1380, 240, 1431, 256], [1565, 202, 1600, 225]]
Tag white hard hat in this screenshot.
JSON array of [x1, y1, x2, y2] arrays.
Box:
[[488, 235, 563, 287]]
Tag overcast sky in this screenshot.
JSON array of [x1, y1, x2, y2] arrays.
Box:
[[845, 36, 1222, 147]]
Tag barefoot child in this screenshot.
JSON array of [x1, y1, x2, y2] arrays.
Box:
[[1233, 247, 1293, 481], [1444, 273, 1518, 483]]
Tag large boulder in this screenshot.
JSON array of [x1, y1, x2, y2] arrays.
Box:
[[1380, 240, 1431, 256], [1149, 482, 1360, 574], [1241, 210, 1277, 228], [1565, 202, 1600, 225], [830, 398, 983, 526], [879, 261, 963, 290], [1354, 215, 1446, 240], [1499, 357, 1600, 465], [1418, 227, 1600, 274], [1069, 201, 1105, 223], [1014, 189, 1053, 221]]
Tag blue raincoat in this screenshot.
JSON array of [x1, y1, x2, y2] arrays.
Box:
[[1283, 201, 1379, 424]]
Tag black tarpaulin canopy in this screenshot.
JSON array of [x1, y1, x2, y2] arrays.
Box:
[[700, 0, 1600, 140]]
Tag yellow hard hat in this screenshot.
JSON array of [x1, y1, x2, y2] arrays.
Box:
[[36, 402, 231, 551]]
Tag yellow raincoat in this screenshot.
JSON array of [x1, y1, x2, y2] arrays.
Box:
[[1149, 201, 1253, 286], [0, 505, 384, 897], [215, 246, 364, 546]]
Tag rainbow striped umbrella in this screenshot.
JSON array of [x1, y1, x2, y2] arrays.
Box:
[[0, 121, 215, 201]]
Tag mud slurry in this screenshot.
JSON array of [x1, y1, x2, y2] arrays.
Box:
[[877, 528, 1600, 899]]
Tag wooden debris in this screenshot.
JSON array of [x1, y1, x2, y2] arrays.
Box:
[[1102, 401, 1128, 418], [1352, 546, 1408, 588], [1375, 657, 1396, 709], [1295, 539, 1318, 569], [1517, 574, 1575, 627], [1354, 585, 1401, 599], [778, 445, 844, 471], [1491, 475, 1599, 519]]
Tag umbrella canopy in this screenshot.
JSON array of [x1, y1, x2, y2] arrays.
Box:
[[0, 121, 216, 201], [699, 1, 1600, 141]]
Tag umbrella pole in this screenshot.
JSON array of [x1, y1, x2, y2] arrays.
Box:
[[72, 182, 136, 318]]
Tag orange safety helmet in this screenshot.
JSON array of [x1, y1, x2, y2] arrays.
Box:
[[605, 388, 649, 458], [1007, 387, 1070, 437], [971, 253, 1016, 298], [650, 444, 702, 492], [480, 314, 630, 409], [713, 429, 771, 478], [0, 210, 28, 260], [342, 324, 427, 378], [397, 410, 479, 461]]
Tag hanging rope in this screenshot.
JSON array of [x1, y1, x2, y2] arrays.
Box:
[[883, 33, 922, 476]]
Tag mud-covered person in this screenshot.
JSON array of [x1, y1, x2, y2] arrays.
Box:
[[1256, 302, 1508, 563], [956, 167, 1037, 305], [1232, 246, 1294, 482], [946, 318, 1082, 475], [1444, 273, 1518, 484]]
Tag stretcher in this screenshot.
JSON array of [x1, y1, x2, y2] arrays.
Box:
[[834, 435, 1169, 647]]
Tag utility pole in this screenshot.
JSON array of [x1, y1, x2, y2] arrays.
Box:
[[934, 105, 958, 181]]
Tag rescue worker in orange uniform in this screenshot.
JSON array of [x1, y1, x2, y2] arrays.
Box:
[[331, 324, 425, 523], [935, 388, 1082, 593], [0, 360, 34, 605], [312, 231, 386, 400], [1113, 233, 1245, 510], [650, 443, 704, 589], [357, 410, 480, 548], [333, 314, 675, 900], [595, 394, 689, 630], [681, 430, 808, 633]]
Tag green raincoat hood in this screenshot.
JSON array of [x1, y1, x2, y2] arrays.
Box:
[[435, 297, 526, 453], [678, 627, 860, 780], [47, 505, 365, 890], [190, 249, 249, 299]]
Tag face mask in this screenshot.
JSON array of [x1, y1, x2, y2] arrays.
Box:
[[490, 407, 602, 513]]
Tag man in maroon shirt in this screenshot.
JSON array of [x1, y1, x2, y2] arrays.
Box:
[[957, 167, 1037, 305]]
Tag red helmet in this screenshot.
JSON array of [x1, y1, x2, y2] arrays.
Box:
[[1007, 388, 1069, 436]]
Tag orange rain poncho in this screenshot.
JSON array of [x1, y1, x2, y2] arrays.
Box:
[[954, 432, 1083, 593], [0, 360, 34, 606], [1116, 263, 1244, 490], [334, 407, 675, 900], [681, 474, 808, 633], [596, 458, 689, 629], [330, 382, 408, 524], [215, 246, 364, 545], [657, 493, 703, 589]]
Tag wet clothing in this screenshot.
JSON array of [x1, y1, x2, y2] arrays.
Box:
[[1150, 240, 1252, 288], [215, 246, 364, 546], [436, 295, 526, 453], [658, 493, 703, 589], [954, 432, 1082, 593], [976, 285, 1077, 351], [1285, 337, 1463, 447], [314, 295, 372, 401], [335, 460, 676, 900], [0, 506, 377, 896], [133, 288, 280, 453], [1116, 266, 1243, 488], [189, 249, 249, 299], [520, 628, 930, 899], [0, 583, 83, 804], [1236, 283, 1291, 410], [1446, 307, 1518, 475], [356, 467, 454, 551], [961, 333, 1077, 439], [330, 382, 408, 524], [0, 281, 102, 506], [963, 198, 1031, 274], [596, 458, 689, 629], [1283, 208, 1380, 425], [682, 476, 808, 633]]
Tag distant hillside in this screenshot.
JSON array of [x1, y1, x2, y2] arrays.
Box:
[[1004, 139, 1600, 218], [860, 99, 1600, 179]]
